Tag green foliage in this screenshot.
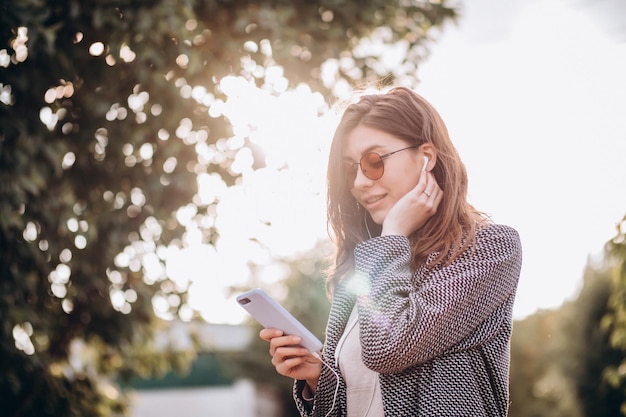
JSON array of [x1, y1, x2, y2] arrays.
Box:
[[510, 309, 581, 417], [603, 214, 626, 415], [561, 263, 623, 416], [509, 237, 625, 417], [0, 0, 457, 415]]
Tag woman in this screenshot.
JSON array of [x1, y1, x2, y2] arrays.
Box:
[[260, 87, 522, 416]]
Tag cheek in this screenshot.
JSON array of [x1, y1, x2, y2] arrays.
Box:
[[389, 172, 421, 198], [350, 188, 359, 201]]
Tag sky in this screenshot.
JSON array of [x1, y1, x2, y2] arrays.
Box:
[[416, 0, 626, 318], [165, 0, 626, 324]]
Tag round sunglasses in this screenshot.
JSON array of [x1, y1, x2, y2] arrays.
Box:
[[346, 145, 419, 186]]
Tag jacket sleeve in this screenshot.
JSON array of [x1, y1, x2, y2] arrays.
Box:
[[353, 224, 522, 374], [293, 379, 314, 417]]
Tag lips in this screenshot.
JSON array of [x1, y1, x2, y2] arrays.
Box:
[[362, 194, 386, 206]]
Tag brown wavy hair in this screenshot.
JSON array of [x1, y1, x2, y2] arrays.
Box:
[[326, 87, 487, 294]]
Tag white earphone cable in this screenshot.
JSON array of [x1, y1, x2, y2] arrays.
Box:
[[357, 202, 372, 240], [312, 352, 340, 417]]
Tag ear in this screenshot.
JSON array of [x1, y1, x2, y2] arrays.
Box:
[[419, 143, 437, 172]]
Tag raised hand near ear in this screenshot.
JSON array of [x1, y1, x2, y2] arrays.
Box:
[[381, 169, 442, 237]]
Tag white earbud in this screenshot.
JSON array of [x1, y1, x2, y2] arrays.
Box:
[[423, 156, 429, 172]]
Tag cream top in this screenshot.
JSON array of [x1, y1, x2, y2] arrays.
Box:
[[335, 307, 384, 416]]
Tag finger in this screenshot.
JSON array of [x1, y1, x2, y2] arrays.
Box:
[[416, 163, 429, 189], [274, 356, 312, 378], [268, 335, 302, 356], [271, 346, 310, 366], [259, 328, 284, 342], [426, 185, 444, 215], [421, 172, 437, 199]]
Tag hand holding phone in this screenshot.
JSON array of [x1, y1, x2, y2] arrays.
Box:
[[236, 288, 323, 353]]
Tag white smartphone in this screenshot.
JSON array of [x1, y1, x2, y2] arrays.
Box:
[[236, 288, 323, 353]]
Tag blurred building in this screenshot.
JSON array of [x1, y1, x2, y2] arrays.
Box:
[[128, 322, 281, 417]]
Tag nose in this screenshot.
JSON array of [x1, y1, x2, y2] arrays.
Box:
[[352, 164, 373, 188]]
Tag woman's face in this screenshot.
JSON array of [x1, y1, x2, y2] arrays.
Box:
[[343, 125, 425, 225]]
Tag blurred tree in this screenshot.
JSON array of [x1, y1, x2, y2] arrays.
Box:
[[509, 221, 626, 417], [509, 309, 581, 417], [0, 0, 457, 415], [560, 261, 623, 417], [603, 214, 626, 416]]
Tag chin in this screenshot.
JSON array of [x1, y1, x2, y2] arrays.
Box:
[[369, 212, 386, 225]]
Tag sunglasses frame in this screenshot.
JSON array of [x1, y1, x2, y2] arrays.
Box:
[[346, 145, 420, 185]]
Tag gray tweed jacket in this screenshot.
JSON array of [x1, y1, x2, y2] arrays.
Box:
[[294, 223, 522, 417]]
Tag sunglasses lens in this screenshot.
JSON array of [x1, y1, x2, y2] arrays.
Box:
[[361, 153, 384, 180]]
